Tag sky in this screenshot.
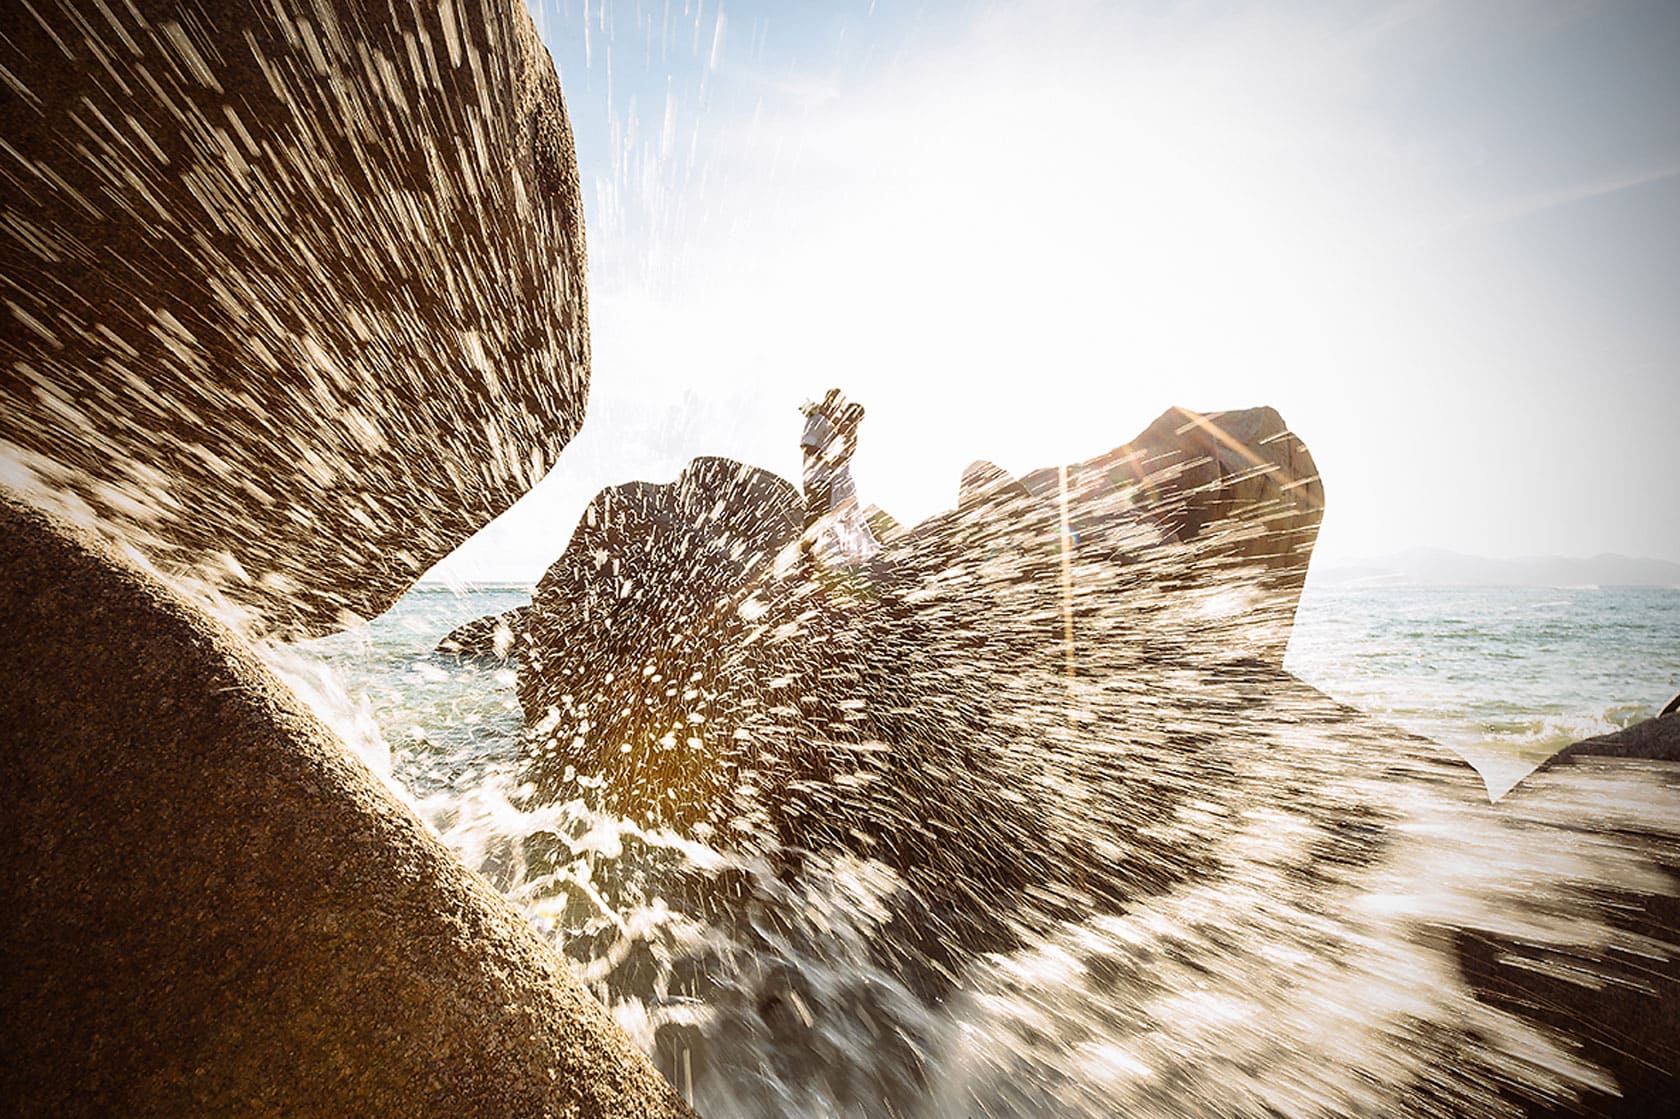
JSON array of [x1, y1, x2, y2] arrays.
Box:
[[431, 0, 1680, 582]]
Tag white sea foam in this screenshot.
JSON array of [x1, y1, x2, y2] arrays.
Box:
[[274, 581, 1680, 1117]]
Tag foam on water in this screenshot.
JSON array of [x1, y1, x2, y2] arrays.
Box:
[[1286, 583, 1680, 798], [277, 578, 1680, 1117]]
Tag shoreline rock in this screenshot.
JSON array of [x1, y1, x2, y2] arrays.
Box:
[[0, 497, 692, 1117], [437, 604, 532, 662], [1485, 713, 1680, 1118], [515, 407, 1325, 830], [517, 455, 802, 812], [0, 0, 590, 637], [1543, 709, 1680, 765], [507, 424, 1677, 1114], [1000, 404, 1323, 664]]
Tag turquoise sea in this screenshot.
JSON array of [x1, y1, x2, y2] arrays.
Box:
[[286, 585, 535, 798]]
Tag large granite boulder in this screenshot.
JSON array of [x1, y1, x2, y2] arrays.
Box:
[[999, 404, 1323, 664], [518, 408, 1321, 834], [518, 455, 802, 815], [513, 432, 1680, 1114], [0, 497, 691, 1117], [0, 0, 589, 636]]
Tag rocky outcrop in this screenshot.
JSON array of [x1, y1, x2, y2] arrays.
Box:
[[518, 408, 1323, 829], [1542, 709, 1680, 765], [0, 2, 690, 1111], [513, 448, 1680, 1113], [1473, 716, 1680, 1118], [0, 498, 691, 1117], [980, 405, 1323, 663], [437, 605, 532, 661], [518, 456, 802, 812], [0, 0, 590, 637]]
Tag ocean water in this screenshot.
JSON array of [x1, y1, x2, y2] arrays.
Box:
[[285, 586, 533, 798], [276, 578, 1680, 1115], [293, 582, 1680, 805], [1286, 583, 1680, 797]]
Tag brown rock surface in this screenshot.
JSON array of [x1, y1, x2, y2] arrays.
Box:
[[1497, 711, 1680, 1116], [1013, 404, 1324, 663], [0, 497, 692, 1118], [437, 603, 532, 661], [501, 424, 1680, 1115], [1542, 710, 1680, 766], [0, 0, 589, 637], [512, 457, 1680, 1113], [518, 455, 802, 814], [518, 408, 1324, 829], [1475, 726, 1680, 1119]]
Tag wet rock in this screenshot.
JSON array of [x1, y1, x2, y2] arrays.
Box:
[[513, 438, 1680, 1116], [518, 455, 802, 816], [1504, 709, 1680, 1119], [437, 605, 532, 662], [0, 0, 590, 637], [1542, 710, 1680, 765], [0, 497, 691, 1118], [518, 408, 1324, 833], [1007, 405, 1323, 663], [516, 420, 1345, 908], [1474, 736, 1680, 1119]]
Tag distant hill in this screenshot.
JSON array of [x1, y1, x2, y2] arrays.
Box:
[[1308, 548, 1680, 588]]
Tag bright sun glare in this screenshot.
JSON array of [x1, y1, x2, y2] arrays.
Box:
[[437, 1, 1680, 584]]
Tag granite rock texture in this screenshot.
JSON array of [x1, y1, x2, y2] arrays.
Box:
[[437, 604, 532, 661], [1011, 404, 1323, 664], [518, 455, 802, 812], [512, 455, 1680, 1113], [1483, 723, 1680, 1119], [0, 497, 691, 1118], [517, 407, 1324, 828], [0, 0, 589, 636]]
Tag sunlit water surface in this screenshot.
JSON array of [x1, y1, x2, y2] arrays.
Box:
[[1287, 583, 1680, 797]]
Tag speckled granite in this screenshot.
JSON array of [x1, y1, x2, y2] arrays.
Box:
[[0, 497, 693, 1117], [0, 0, 590, 636]]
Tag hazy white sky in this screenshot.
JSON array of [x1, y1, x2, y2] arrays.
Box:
[[434, 0, 1680, 582]]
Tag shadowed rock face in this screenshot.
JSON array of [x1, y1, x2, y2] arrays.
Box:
[[518, 455, 802, 814], [518, 408, 1322, 832], [1543, 710, 1680, 766], [0, 0, 588, 636], [0, 498, 691, 1118]]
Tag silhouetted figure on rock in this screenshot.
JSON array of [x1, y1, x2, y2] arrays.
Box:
[[799, 389, 880, 567]]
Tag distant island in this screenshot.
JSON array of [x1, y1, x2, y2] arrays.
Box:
[[1308, 548, 1680, 588]]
